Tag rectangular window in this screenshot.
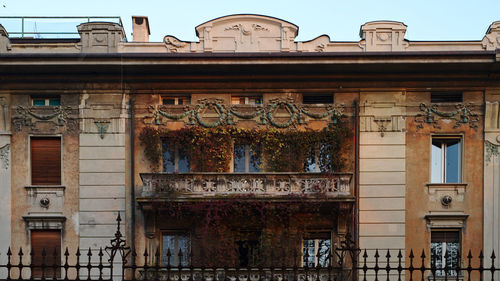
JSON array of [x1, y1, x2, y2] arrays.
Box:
[[431, 137, 461, 183], [302, 232, 331, 268], [431, 92, 463, 103], [31, 96, 61, 106], [31, 230, 61, 277], [236, 231, 260, 267], [431, 230, 460, 277], [162, 233, 190, 267], [302, 94, 334, 104], [234, 144, 260, 172], [162, 96, 190, 105], [162, 141, 189, 173], [305, 144, 329, 172], [231, 96, 263, 105], [31, 137, 61, 185]]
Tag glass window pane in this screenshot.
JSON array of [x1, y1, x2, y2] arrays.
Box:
[[33, 99, 46, 106], [305, 149, 318, 172], [163, 98, 175, 105], [177, 147, 190, 173], [431, 141, 443, 183], [317, 239, 331, 267], [162, 142, 175, 173], [162, 235, 176, 266], [303, 240, 315, 267], [445, 140, 460, 183], [48, 98, 60, 106], [178, 235, 190, 266], [249, 147, 261, 172], [234, 145, 246, 172]]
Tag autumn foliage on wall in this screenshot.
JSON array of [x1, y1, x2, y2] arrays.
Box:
[[139, 124, 351, 173]]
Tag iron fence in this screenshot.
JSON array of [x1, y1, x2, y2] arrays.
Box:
[[1, 215, 499, 281]]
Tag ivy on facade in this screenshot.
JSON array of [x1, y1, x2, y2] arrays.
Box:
[[139, 125, 351, 173]]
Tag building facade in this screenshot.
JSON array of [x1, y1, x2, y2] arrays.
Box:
[[0, 14, 499, 280]]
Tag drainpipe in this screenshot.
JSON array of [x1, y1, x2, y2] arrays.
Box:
[[354, 98, 360, 279], [130, 95, 136, 262]]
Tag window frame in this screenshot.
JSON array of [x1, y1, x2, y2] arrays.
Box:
[[430, 136, 463, 184], [231, 95, 263, 105], [162, 141, 190, 173], [31, 96, 61, 107], [233, 144, 261, 173], [30, 136, 63, 186], [161, 231, 191, 267], [301, 232, 332, 268], [430, 229, 461, 277], [302, 93, 334, 105], [162, 95, 191, 106]]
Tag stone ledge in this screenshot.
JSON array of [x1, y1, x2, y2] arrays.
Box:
[[426, 183, 467, 195], [22, 215, 66, 230]]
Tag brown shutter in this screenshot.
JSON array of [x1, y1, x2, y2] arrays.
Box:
[[31, 137, 61, 185], [31, 230, 61, 277]]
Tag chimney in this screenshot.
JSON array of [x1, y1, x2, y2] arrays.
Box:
[[132, 16, 150, 42]]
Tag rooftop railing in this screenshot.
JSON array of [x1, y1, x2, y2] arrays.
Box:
[[0, 16, 126, 40]]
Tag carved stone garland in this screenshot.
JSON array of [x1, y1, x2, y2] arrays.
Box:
[[12, 106, 76, 132], [0, 144, 9, 169], [485, 140, 499, 162], [414, 103, 479, 130], [145, 98, 345, 128]]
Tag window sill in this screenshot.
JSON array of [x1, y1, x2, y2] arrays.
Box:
[[25, 185, 65, 197], [426, 183, 467, 195]]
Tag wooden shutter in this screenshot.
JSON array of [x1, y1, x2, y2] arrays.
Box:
[[31, 230, 61, 277], [31, 137, 61, 185]]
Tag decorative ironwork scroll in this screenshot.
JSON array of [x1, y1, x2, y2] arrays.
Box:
[[414, 103, 479, 130], [144, 98, 345, 128]]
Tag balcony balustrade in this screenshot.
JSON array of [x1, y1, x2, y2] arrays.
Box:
[[139, 172, 352, 200]]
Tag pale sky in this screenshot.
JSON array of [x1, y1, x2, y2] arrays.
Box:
[[1, 0, 499, 43]]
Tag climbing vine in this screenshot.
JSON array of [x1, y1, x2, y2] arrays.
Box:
[[139, 124, 351, 173], [159, 197, 339, 267]]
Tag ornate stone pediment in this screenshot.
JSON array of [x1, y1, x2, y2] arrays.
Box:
[[164, 14, 299, 53], [482, 21, 500, 50]]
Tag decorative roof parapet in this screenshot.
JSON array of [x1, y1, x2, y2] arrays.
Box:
[[359, 21, 408, 52], [165, 14, 299, 53], [77, 22, 125, 53], [0, 24, 10, 53], [482, 21, 500, 50]]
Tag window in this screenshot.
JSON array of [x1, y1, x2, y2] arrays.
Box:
[[431, 92, 463, 103], [236, 231, 260, 267], [431, 137, 461, 183], [305, 144, 329, 172], [234, 144, 260, 172], [162, 141, 189, 173], [431, 230, 460, 277], [162, 233, 190, 267], [302, 233, 331, 268], [32, 96, 61, 106], [31, 230, 61, 277], [162, 96, 190, 105], [31, 137, 61, 185], [302, 94, 333, 104], [231, 96, 262, 105]]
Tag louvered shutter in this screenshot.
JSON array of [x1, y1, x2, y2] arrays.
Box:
[[31, 230, 61, 277], [31, 137, 61, 185]]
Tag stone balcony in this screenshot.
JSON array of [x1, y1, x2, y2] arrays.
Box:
[[138, 172, 353, 201]]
